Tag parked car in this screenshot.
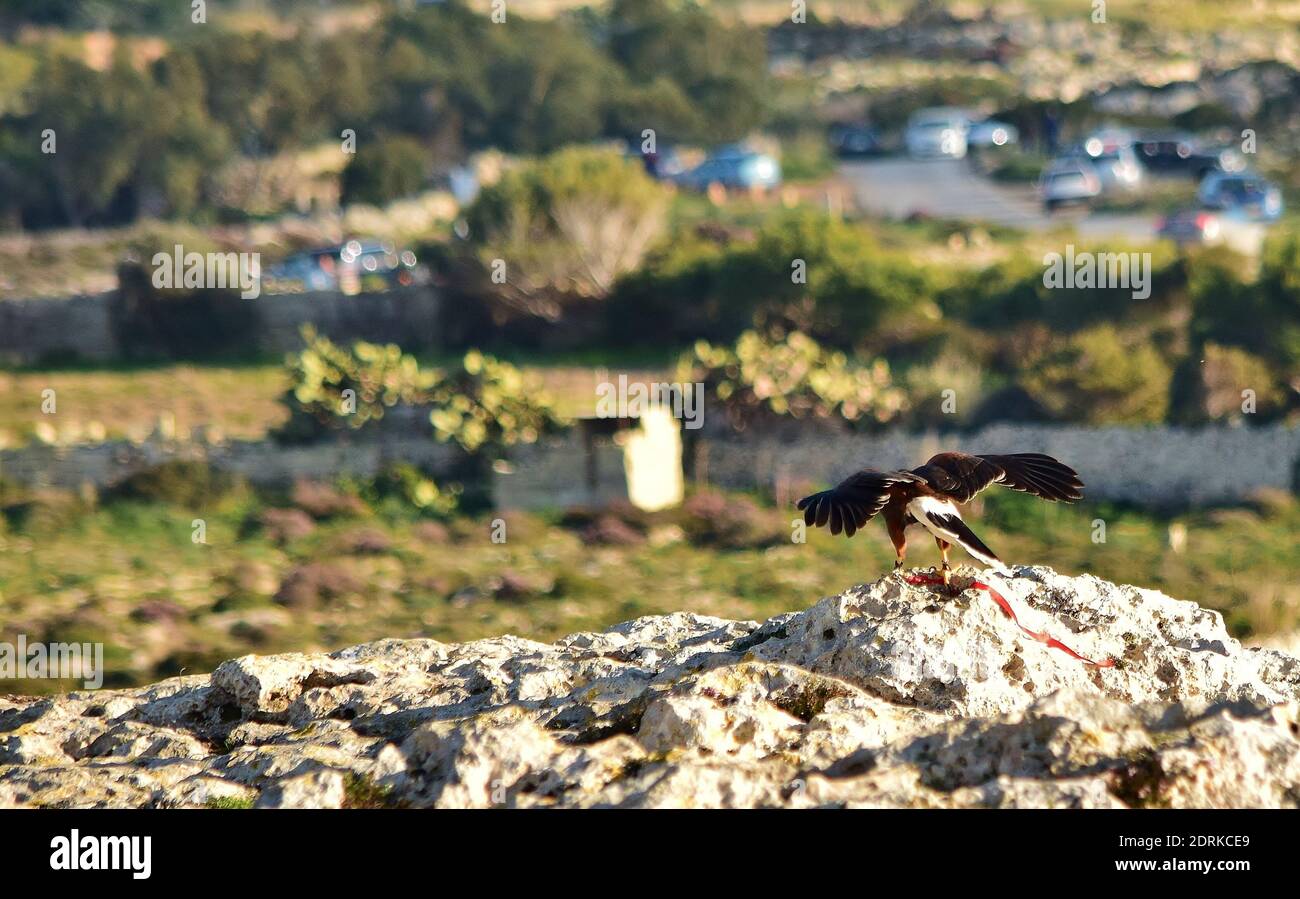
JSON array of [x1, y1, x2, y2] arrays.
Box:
[[904, 108, 969, 159], [633, 144, 687, 180], [1157, 208, 1266, 255], [966, 118, 1019, 148], [262, 239, 421, 295], [1196, 171, 1284, 222], [674, 147, 782, 193], [262, 247, 344, 293], [1133, 133, 1244, 179], [1039, 163, 1102, 211], [1082, 127, 1135, 156], [829, 123, 884, 157], [1077, 132, 1144, 192]]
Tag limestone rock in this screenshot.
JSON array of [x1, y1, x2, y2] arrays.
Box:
[[2, 566, 1298, 808], [254, 769, 347, 809]]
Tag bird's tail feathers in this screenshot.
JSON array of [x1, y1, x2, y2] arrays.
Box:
[[923, 510, 1008, 573]]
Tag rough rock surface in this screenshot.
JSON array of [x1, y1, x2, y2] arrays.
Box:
[[3, 566, 1298, 808]]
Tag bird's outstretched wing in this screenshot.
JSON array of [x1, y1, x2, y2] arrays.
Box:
[[797, 470, 921, 537], [914, 452, 1084, 504]]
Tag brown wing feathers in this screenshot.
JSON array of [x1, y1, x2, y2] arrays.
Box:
[[915, 451, 1083, 503], [796, 470, 915, 538], [978, 453, 1084, 502], [909, 453, 1001, 503], [796, 453, 1083, 540]]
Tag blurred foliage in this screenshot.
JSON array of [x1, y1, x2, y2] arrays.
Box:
[[278, 328, 568, 454], [1020, 324, 1172, 424], [0, 0, 766, 229], [604, 0, 768, 144], [678, 489, 786, 549], [104, 461, 244, 507], [340, 134, 430, 207], [1190, 235, 1300, 374], [778, 131, 836, 181], [364, 464, 462, 519], [679, 329, 908, 432], [610, 210, 939, 350], [427, 349, 569, 454], [277, 326, 437, 442], [1176, 343, 1285, 424], [608, 208, 1297, 427], [456, 147, 669, 321], [902, 350, 989, 428]]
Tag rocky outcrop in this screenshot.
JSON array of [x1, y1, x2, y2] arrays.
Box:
[[2, 566, 1298, 808]]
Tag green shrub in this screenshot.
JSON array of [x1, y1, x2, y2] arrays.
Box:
[[205, 796, 254, 810], [678, 329, 908, 431], [340, 133, 429, 206], [1020, 324, 1172, 424], [457, 147, 669, 321], [104, 461, 241, 507], [1190, 234, 1300, 372], [278, 329, 568, 454], [609, 211, 938, 349], [901, 351, 990, 427], [366, 464, 462, 518], [780, 131, 835, 181], [427, 350, 568, 454], [276, 326, 436, 442], [1170, 342, 1285, 424]]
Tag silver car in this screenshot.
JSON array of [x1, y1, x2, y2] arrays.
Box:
[[905, 108, 969, 159], [1039, 164, 1102, 211], [1081, 140, 1143, 193]]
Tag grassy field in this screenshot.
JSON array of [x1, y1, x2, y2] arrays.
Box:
[[2, 474, 1297, 695], [0, 356, 676, 448], [0, 363, 287, 447]]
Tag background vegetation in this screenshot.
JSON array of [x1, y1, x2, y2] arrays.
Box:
[[4, 465, 1297, 695], [2, 0, 1299, 696]]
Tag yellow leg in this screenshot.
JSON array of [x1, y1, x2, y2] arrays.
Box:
[[891, 530, 906, 571], [937, 538, 951, 588]]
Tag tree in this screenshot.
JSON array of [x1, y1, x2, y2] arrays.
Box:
[[605, 0, 768, 143], [139, 49, 231, 219], [340, 134, 429, 206], [17, 50, 156, 226], [460, 147, 669, 321]]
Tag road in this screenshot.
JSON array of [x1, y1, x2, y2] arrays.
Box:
[[838, 157, 1157, 243]]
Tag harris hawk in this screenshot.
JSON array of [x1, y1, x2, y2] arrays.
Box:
[[797, 452, 1084, 590]]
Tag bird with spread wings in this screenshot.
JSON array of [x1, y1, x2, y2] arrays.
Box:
[[797, 452, 1084, 590]]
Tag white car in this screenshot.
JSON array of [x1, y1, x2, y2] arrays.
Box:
[[905, 108, 969, 159], [1039, 164, 1102, 211]]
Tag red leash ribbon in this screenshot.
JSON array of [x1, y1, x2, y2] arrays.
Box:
[[904, 573, 1115, 668]]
